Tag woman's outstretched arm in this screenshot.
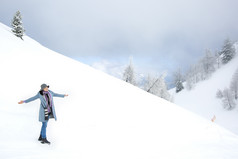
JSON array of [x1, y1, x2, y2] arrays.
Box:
[[49, 90, 68, 98], [18, 93, 39, 104]]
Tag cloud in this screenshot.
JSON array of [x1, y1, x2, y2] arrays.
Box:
[[1, 0, 238, 75], [91, 59, 125, 79]]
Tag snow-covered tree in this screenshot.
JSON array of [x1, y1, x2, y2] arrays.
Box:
[[230, 68, 238, 100], [173, 69, 184, 93], [217, 68, 238, 110], [220, 38, 236, 64], [214, 50, 221, 69], [185, 65, 196, 90], [11, 11, 25, 40], [185, 77, 193, 90], [185, 49, 217, 90], [201, 49, 216, 77], [144, 74, 171, 101], [123, 58, 136, 86], [222, 88, 236, 110], [216, 89, 223, 99], [144, 75, 157, 94], [185, 63, 204, 90]]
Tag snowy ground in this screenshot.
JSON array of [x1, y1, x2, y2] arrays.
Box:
[[171, 49, 238, 135], [1, 22, 238, 158]]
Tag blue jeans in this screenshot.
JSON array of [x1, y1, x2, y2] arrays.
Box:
[[41, 121, 48, 138], [40, 117, 49, 138]]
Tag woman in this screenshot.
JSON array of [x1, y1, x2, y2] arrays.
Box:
[[18, 84, 68, 144]]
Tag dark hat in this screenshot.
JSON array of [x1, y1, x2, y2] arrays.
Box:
[[40, 84, 49, 90]]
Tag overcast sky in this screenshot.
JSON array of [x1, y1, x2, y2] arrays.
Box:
[[1, 0, 238, 82]]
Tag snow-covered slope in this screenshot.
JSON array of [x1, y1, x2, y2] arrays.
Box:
[[171, 44, 238, 135], [1, 22, 238, 159]]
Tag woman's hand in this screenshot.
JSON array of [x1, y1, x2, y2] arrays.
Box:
[[64, 94, 69, 97], [18, 101, 24, 104]]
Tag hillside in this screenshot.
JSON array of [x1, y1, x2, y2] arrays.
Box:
[[1, 22, 238, 159], [171, 44, 238, 135]]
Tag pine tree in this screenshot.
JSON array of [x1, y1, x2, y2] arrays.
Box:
[[185, 65, 196, 90], [123, 58, 136, 85], [220, 39, 236, 64], [144, 74, 171, 101], [230, 68, 238, 100], [185, 63, 203, 90], [216, 89, 223, 99], [214, 50, 221, 69], [144, 75, 160, 95], [201, 49, 216, 77], [11, 11, 25, 40], [222, 88, 236, 110], [173, 69, 184, 93]]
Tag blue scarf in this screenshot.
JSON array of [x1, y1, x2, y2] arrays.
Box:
[[43, 91, 53, 113]]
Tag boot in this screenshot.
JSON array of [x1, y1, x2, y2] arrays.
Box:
[[38, 135, 42, 141], [41, 138, 51, 145]]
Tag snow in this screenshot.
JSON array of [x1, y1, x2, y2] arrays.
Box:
[[171, 43, 238, 135], [1, 22, 238, 158]]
